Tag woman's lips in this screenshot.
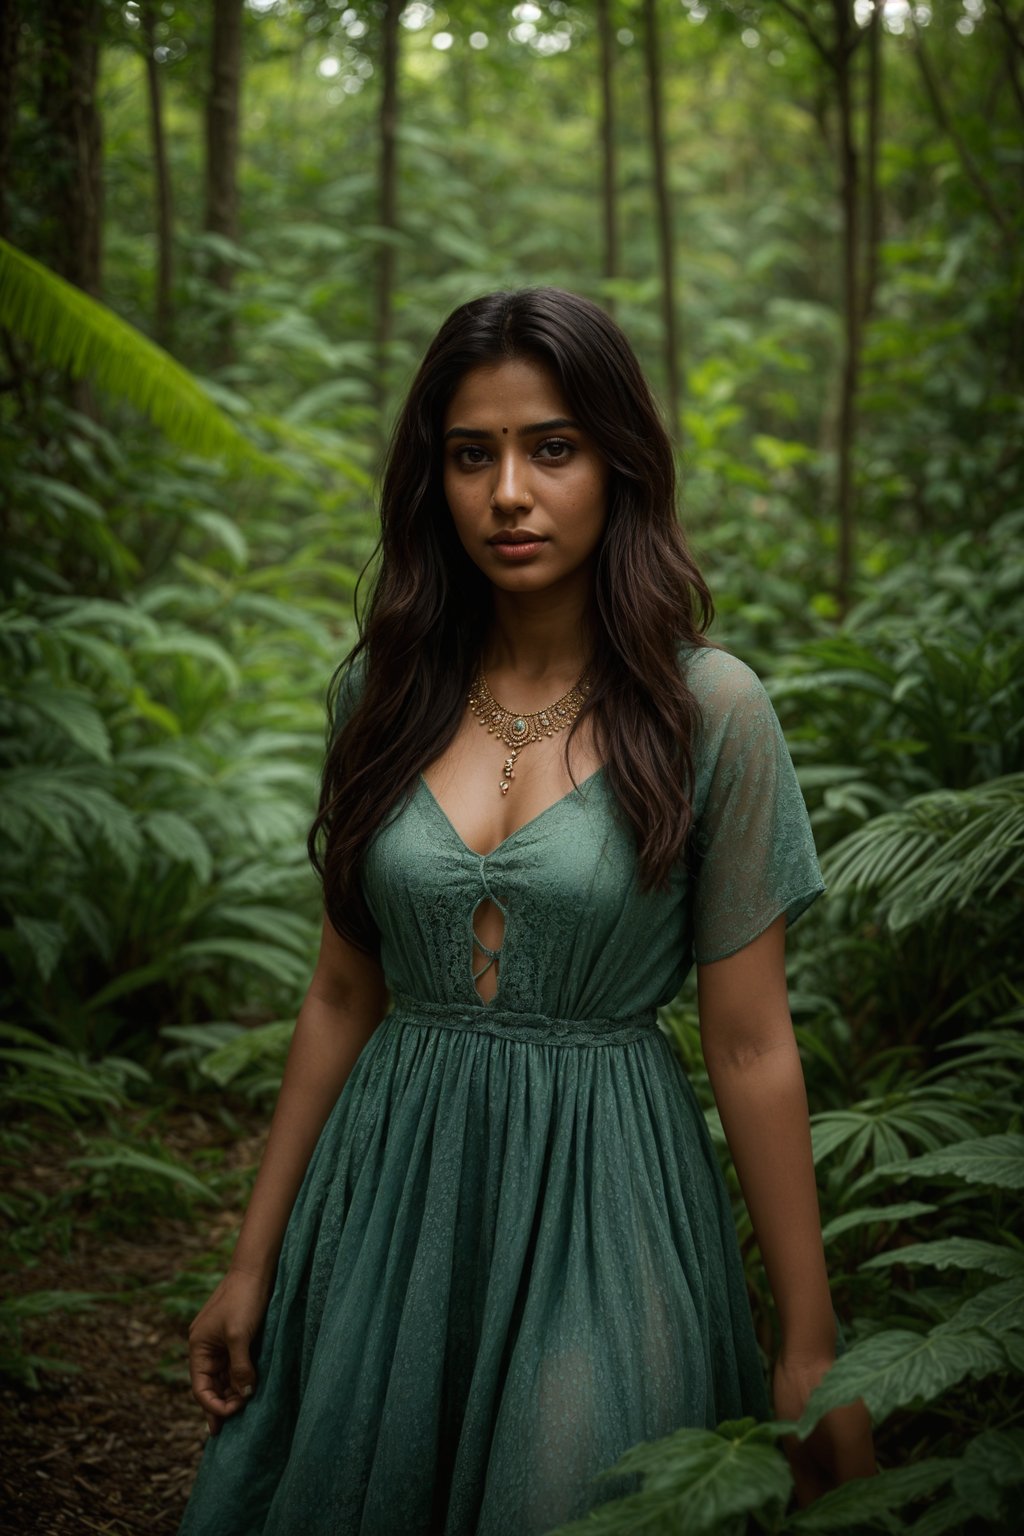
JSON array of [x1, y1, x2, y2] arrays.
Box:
[[489, 539, 547, 561]]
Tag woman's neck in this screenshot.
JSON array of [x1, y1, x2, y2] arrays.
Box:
[[482, 581, 596, 686]]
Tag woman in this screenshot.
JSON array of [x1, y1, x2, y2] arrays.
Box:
[[179, 287, 875, 1535]]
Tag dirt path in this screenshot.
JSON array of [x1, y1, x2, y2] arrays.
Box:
[[1, 1103, 268, 1535]]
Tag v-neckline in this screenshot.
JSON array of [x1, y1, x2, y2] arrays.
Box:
[[418, 766, 606, 860]]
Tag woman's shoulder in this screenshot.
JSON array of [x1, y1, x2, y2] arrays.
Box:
[[676, 639, 772, 717]]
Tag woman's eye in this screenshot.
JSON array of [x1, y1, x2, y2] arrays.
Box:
[[536, 438, 573, 460], [456, 445, 489, 466]]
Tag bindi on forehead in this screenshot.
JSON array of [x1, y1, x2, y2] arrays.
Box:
[[502, 426, 508, 434]]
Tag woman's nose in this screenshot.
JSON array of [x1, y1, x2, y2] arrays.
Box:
[[490, 453, 533, 511]]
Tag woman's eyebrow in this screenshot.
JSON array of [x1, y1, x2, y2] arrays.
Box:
[[443, 417, 580, 442]]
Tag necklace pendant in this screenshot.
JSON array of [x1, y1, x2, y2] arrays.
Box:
[[467, 665, 592, 803]]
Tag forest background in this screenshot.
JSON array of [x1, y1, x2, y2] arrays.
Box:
[[1, 1, 1022, 1533]]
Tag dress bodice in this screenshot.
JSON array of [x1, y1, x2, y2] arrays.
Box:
[[351, 644, 825, 1026]]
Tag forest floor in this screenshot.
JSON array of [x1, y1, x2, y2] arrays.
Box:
[[1, 1103, 267, 1535]]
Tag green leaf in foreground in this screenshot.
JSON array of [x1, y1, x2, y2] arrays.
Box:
[[788, 1458, 954, 1531], [0, 236, 270, 470], [864, 1133, 1024, 1191], [798, 1280, 1024, 1434], [952, 1428, 1024, 1522], [860, 1236, 1024, 1279], [542, 1417, 792, 1536]]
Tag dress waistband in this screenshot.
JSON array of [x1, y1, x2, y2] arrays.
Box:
[[388, 991, 661, 1048]]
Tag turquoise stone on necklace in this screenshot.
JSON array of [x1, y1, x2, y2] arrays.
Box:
[[513, 718, 526, 734]]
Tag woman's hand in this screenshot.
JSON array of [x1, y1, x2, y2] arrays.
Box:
[[773, 1349, 877, 1507], [187, 1266, 273, 1438]]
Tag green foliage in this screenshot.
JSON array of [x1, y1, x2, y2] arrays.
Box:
[[0, 1023, 148, 1123], [67, 1135, 222, 1226], [545, 1417, 794, 1536], [862, 1134, 1024, 1194], [799, 1285, 1021, 1434], [651, 529, 1023, 1530], [0, 1290, 106, 1391], [822, 775, 1024, 934], [0, 238, 267, 468], [787, 1461, 956, 1533]]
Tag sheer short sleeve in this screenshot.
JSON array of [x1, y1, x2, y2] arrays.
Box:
[[687, 646, 825, 964]]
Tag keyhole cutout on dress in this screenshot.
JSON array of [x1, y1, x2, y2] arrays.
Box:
[[470, 894, 506, 1004]]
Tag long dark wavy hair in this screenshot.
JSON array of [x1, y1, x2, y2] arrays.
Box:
[[308, 286, 714, 955]]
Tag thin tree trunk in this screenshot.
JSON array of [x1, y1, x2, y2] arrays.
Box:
[[204, 0, 243, 367], [38, 0, 104, 298], [375, 0, 400, 432], [834, 0, 859, 615], [36, 0, 103, 422], [596, 0, 619, 309], [0, 0, 23, 427], [0, 0, 19, 241], [641, 0, 681, 441], [911, 16, 1013, 240], [142, 0, 174, 346], [992, 0, 1024, 121], [862, 0, 883, 325]]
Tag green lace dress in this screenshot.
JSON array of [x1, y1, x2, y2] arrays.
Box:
[[177, 644, 826, 1536]]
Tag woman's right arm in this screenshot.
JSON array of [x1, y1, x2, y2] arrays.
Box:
[[187, 914, 388, 1433]]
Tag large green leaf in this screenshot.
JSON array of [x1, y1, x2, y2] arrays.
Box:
[[0, 237, 268, 468], [952, 1428, 1024, 1522], [787, 1459, 954, 1532], [821, 1201, 937, 1245], [543, 1418, 793, 1536], [861, 1237, 1024, 1279], [798, 1280, 1024, 1433], [864, 1134, 1024, 1191]]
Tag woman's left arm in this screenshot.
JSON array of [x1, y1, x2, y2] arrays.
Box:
[[697, 912, 877, 1503]]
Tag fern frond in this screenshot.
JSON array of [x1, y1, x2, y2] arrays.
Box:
[[821, 773, 1024, 931], [0, 238, 270, 470]]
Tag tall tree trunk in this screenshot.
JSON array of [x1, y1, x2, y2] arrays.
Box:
[[142, 0, 174, 346], [861, 0, 883, 326], [0, 0, 19, 241], [641, 0, 681, 441], [375, 0, 400, 433], [0, 0, 22, 423], [204, 0, 243, 368], [596, 0, 619, 309], [834, 0, 859, 616], [38, 0, 104, 298]]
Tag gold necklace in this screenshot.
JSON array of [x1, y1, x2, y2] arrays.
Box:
[[467, 667, 592, 796]]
